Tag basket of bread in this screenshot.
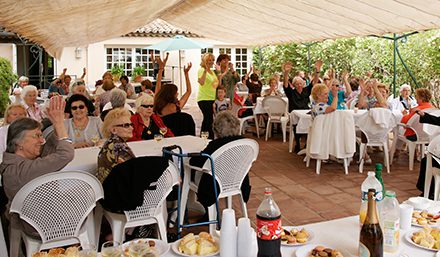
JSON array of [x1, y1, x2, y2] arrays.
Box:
[[173, 232, 219, 256], [32, 246, 81, 257], [408, 226, 440, 251], [412, 210, 440, 226], [281, 227, 312, 246]]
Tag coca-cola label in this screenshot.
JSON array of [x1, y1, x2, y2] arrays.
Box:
[[256, 217, 282, 240]]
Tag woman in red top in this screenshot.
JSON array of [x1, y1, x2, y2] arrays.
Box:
[[129, 94, 173, 141], [401, 88, 433, 141]]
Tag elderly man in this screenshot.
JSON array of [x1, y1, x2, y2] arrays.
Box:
[[389, 83, 417, 114]]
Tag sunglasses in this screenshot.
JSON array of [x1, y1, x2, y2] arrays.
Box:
[[141, 104, 154, 108], [71, 105, 86, 111], [114, 123, 133, 128]]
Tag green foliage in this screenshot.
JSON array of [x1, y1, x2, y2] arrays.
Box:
[[0, 58, 17, 116], [110, 64, 124, 76], [253, 30, 440, 99], [131, 65, 145, 80]]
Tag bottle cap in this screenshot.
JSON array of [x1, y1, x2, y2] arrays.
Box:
[[367, 171, 375, 176], [385, 190, 396, 198], [264, 187, 272, 195], [368, 188, 376, 193]]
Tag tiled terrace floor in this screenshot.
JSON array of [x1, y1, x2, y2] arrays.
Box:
[[183, 103, 421, 228]]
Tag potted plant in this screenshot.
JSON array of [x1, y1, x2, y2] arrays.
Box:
[[110, 64, 124, 82], [0, 57, 17, 116], [132, 65, 145, 82]]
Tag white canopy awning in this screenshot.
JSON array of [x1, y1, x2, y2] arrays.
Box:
[[1, 0, 440, 58]]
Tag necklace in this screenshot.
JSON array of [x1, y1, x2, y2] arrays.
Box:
[[73, 118, 88, 138], [142, 116, 152, 135]]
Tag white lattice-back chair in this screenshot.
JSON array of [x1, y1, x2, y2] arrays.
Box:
[[390, 108, 437, 170], [356, 108, 394, 173], [181, 139, 259, 234], [9, 171, 104, 257], [102, 161, 179, 243], [231, 101, 259, 137], [262, 96, 289, 142]]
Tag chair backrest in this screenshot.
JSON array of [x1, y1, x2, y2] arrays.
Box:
[[423, 109, 440, 138], [407, 108, 437, 141], [357, 108, 394, 143], [125, 161, 179, 222], [262, 96, 287, 117], [201, 139, 259, 196], [9, 171, 103, 245]]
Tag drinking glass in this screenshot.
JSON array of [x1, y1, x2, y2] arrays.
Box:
[[79, 244, 97, 257], [91, 135, 100, 147], [101, 241, 122, 257], [159, 127, 168, 136], [200, 131, 209, 140], [154, 134, 163, 150]]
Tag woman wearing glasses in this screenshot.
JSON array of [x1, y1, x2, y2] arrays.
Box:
[[97, 108, 135, 183], [129, 94, 173, 141], [64, 94, 103, 148], [0, 96, 74, 237]]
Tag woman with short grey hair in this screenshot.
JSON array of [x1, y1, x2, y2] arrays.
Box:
[[0, 96, 74, 237], [100, 89, 133, 121], [189, 111, 251, 221], [22, 85, 45, 122]]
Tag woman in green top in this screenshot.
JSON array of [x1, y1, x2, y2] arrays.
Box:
[[197, 53, 218, 138]]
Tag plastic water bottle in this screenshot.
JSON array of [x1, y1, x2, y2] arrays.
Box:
[[360, 172, 383, 227], [381, 191, 400, 253]]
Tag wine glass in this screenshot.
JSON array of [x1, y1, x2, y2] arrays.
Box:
[[101, 241, 122, 257], [200, 131, 209, 140], [159, 126, 168, 136], [154, 134, 163, 150], [91, 135, 100, 147]]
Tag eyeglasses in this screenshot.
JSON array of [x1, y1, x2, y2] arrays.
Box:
[[114, 123, 133, 128], [30, 133, 44, 139], [71, 105, 86, 111], [141, 104, 154, 108]]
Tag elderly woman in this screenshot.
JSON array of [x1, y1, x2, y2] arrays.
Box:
[[197, 53, 217, 138], [262, 77, 284, 97], [64, 94, 103, 148], [189, 111, 251, 220], [389, 84, 417, 114], [401, 88, 433, 141], [101, 89, 133, 121], [310, 83, 338, 117], [357, 79, 387, 109], [97, 79, 117, 112], [0, 96, 74, 236], [11, 76, 29, 98], [119, 75, 136, 99], [140, 79, 154, 96], [21, 85, 44, 122], [97, 108, 135, 183], [65, 80, 96, 118], [0, 104, 27, 161], [129, 95, 173, 141]]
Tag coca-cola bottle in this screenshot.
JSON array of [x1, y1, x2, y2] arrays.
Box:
[[256, 188, 282, 257]]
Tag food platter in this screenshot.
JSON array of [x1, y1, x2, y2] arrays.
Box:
[[405, 229, 440, 252], [281, 227, 314, 246], [295, 244, 351, 257], [122, 238, 170, 257], [171, 233, 219, 257]]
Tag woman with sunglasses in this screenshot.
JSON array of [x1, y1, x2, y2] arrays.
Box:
[[129, 94, 173, 141], [64, 94, 103, 148], [97, 108, 135, 183]]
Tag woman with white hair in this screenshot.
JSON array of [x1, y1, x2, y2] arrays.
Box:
[[22, 85, 44, 122], [11, 76, 29, 97], [389, 84, 416, 114], [129, 95, 173, 141]]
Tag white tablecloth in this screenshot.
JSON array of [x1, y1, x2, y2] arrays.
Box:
[[254, 96, 288, 115], [62, 135, 208, 174], [291, 109, 368, 134], [157, 215, 433, 256]]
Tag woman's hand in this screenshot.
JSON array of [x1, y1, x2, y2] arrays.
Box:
[[47, 96, 68, 139], [282, 62, 293, 73], [315, 60, 323, 72], [184, 62, 192, 73]]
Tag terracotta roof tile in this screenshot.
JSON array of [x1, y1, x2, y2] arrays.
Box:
[[123, 19, 200, 38]]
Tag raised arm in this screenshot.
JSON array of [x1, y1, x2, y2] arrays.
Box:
[[53, 68, 67, 84], [179, 63, 192, 109], [342, 70, 352, 96], [372, 80, 386, 108], [80, 68, 86, 81], [311, 60, 323, 86], [357, 79, 367, 109], [198, 62, 209, 85], [282, 62, 292, 88], [326, 85, 338, 113], [154, 53, 169, 95]]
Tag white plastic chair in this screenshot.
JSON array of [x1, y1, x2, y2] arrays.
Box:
[[390, 108, 437, 170], [181, 139, 259, 234], [356, 109, 394, 173], [262, 96, 289, 142], [231, 102, 259, 137], [9, 171, 104, 257], [102, 161, 179, 243]]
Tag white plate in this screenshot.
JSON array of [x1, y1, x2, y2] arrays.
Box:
[[295, 244, 352, 257], [411, 210, 440, 228], [171, 236, 219, 257], [405, 230, 438, 252], [122, 238, 170, 256], [281, 227, 314, 247]]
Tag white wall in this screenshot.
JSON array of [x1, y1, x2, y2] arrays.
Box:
[[0, 43, 17, 73], [55, 37, 253, 104]]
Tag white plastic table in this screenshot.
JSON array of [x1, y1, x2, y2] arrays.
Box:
[[62, 135, 208, 174]]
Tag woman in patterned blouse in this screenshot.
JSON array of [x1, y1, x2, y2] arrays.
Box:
[[97, 108, 135, 183]]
